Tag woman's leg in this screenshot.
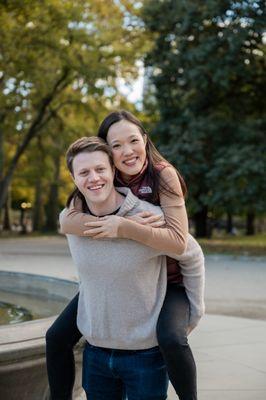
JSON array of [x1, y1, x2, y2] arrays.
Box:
[[46, 293, 82, 400], [156, 284, 197, 400]]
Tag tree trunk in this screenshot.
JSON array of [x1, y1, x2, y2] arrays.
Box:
[[246, 212, 255, 235], [194, 206, 209, 238], [33, 180, 45, 231], [44, 156, 60, 232], [3, 192, 11, 230], [226, 212, 233, 234], [0, 126, 4, 230], [0, 175, 11, 213], [0, 124, 3, 180]]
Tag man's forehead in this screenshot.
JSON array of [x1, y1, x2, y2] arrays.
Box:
[[73, 151, 110, 169]]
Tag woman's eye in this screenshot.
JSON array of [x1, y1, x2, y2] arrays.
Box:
[[112, 144, 120, 149], [131, 139, 138, 143], [97, 168, 105, 173]]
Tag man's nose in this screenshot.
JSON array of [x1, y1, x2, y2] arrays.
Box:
[[89, 171, 100, 181]]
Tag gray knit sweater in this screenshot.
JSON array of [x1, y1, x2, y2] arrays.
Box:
[[63, 188, 204, 350]]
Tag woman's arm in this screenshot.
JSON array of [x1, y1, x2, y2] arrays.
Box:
[[60, 166, 188, 254], [116, 166, 188, 254], [59, 198, 98, 235]]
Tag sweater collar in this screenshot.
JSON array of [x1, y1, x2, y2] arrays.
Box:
[[115, 187, 140, 217]]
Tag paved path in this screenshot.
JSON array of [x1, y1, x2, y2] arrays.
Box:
[[0, 236, 266, 399]]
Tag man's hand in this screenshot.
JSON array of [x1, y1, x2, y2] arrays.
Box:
[[127, 211, 165, 228], [83, 215, 122, 239]]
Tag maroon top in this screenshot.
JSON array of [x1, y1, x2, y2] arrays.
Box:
[[115, 162, 183, 284]]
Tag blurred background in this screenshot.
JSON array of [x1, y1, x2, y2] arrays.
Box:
[[0, 0, 265, 255]]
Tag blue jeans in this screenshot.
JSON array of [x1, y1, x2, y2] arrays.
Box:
[[46, 285, 196, 399], [82, 343, 169, 400]]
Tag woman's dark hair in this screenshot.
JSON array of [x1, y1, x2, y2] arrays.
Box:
[[97, 110, 187, 203], [65, 136, 113, 210]]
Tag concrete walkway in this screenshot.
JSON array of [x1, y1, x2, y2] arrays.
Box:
[[0, 236, 266, 399]]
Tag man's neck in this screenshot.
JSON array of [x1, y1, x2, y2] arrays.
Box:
[[86, 190, 124, 217]]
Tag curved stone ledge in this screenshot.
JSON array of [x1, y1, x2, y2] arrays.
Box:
[[0, 271, 83, 400]]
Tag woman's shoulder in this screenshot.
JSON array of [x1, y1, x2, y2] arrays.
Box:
[[155, 163, 184, 199], [154, 161, 170, 172], [155, 162, 177, 182]]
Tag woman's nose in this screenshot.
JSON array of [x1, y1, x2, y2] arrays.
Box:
[[122, 144, 134, 155]]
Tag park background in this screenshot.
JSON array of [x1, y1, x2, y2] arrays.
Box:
[[0, 2, 266, 399], [0, 0, 265, 254]]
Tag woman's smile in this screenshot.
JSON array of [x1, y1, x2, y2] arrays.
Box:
[[107, 120, 147, 180]]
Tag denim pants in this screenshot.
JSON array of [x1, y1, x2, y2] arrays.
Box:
[[82, 343, 169, 400], [46, 285, 197, 399]]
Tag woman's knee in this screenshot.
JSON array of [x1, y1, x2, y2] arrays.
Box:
[[45, 323, 63, 346], [157, 331, 188, 354]]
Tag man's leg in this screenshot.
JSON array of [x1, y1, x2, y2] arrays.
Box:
[[119, 347, 168, 400], [46, 293, 82, 400], [157, 284, 197, 400], [82, 344, 125, 400]]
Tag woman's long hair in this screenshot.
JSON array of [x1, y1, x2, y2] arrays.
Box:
[[97, 110, 187, 203]]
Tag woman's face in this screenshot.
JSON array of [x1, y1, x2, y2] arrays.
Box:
[[106, 120, 147, 180]]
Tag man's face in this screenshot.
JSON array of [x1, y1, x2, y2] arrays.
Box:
[[72, 151, 115, 207]]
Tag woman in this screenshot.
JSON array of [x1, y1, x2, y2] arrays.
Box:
[[64, 137, 170, 400], [46, 110, 204, 400]]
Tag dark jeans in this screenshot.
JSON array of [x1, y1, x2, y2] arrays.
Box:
[[82, 343, 168, 400], [46, 284, 197, 400]]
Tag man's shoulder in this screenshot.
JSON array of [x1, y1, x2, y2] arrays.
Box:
[[116, 186, 163, 217], [130, 198, 163, 216]]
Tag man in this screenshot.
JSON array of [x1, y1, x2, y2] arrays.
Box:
[[60, 136, 204, 400]]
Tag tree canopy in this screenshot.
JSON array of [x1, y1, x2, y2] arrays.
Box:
[[0, 0, 146, 210], [142, 0, 266, 236]]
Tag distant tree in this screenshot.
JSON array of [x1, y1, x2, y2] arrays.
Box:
[[142, 0, 266, 236], [0, 0, 146, 219]]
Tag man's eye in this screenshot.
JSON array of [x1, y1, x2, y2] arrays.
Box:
[[112, 144, 120, 149], [97, 168, 105, 172]]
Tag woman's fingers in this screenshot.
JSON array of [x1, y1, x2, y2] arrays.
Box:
[[149, 220, 165, 228], [84, 220, 103, 228], [145, 215, 165, 226], [136, 211, 153, 218], [83, 227, 104, 236], [147, 214, 162, 222], [83, 215, 121, 238]]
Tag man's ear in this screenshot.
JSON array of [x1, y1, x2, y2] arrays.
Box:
[[70, 173, 75, 183]]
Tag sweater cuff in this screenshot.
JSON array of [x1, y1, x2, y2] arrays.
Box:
[[189, 314, 202, 331]]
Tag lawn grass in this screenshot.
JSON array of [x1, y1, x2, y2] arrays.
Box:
[[198, 233, 266, 256]]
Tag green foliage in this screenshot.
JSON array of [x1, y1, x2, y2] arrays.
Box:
[[0, 0, 147, 226], [142, 0, 266, 234]]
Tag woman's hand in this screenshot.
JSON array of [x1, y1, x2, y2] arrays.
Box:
[[127, 211, 165, 228], [83, 215, 122, 239]]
